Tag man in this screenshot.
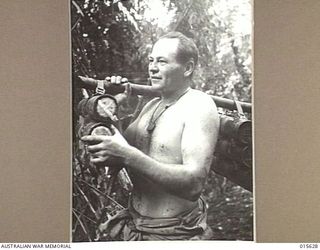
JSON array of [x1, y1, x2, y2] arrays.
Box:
[[82, 32, 220, 240]]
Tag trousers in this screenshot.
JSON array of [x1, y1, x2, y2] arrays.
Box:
[[98, 197, 213, 241]]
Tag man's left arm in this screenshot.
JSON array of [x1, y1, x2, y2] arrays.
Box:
[[179, 96, 220, 199]]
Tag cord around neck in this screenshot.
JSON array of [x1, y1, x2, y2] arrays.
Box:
[[146, 87, 190, 133]]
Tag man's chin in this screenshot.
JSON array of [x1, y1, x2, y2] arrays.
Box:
[[150, 81, 164, 91]]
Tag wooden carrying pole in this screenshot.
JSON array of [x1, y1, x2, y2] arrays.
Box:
[[74, 76, 252, 113]]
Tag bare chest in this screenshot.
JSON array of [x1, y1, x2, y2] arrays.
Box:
[[131, 104, 185, 163]]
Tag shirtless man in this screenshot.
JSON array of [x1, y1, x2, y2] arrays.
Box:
[[82, 32, 220, 240]]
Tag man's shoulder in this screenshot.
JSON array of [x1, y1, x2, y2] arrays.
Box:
[[181, 89, 219, 121], [184, 89, 216, 108]]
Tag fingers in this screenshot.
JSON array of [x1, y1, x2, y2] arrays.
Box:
[[81, 128, 119, 145], [105, 75, 128, 85], [90, 150, 107, 158], [86, 143, 111, 164], [82, 133, 115, 153], [90, 155, 109, 164], [81, 135, 105, 145], [112, 76, 119, 84], [121, 77, 128, 83], [82, 126, 126, 163], [88, 149, 110, 163], [87, 144, 102, 153]]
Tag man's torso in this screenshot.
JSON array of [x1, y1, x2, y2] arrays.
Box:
[[125, 89, 208, 218]]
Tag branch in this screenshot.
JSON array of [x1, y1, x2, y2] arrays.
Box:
[[71, 17, 81, 31], [75, 182, 100, 220], [76, 176, 124, 209], [72, 210, 92, 242], [72, 1, 84, 17], [73, 208, 97, 225], [173, 0, 195, 31]]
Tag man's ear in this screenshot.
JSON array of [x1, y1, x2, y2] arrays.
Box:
[[184, 59, 195, 78]]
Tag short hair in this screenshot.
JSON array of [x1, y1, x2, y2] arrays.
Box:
[[158, 31, 199, 66]]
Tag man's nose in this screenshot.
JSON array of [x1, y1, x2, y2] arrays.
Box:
[[149, 62, 159, 73]]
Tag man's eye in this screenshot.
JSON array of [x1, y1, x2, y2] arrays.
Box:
[[148, 58, 153, 63], [159, 60, 167, 64]]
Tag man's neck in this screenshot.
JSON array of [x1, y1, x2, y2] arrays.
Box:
[[160, 85, 190, 105]]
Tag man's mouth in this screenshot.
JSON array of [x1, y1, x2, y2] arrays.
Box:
[[150, 76, 162, 80]]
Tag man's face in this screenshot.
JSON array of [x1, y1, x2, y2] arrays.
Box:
[[148, 38, 186, 93]]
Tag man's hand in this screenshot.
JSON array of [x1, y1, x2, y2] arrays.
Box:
[[105, 75, 128, 85], [81, 125, 131, 164]]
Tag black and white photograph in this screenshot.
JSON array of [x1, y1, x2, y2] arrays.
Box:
[[71, 0, 253, 242]]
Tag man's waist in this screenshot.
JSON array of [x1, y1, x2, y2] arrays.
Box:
[[130, 192, 201, 218], [99, 195, 210, 240]]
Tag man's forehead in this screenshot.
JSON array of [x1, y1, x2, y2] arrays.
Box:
[[150, 38, 179, 57]]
